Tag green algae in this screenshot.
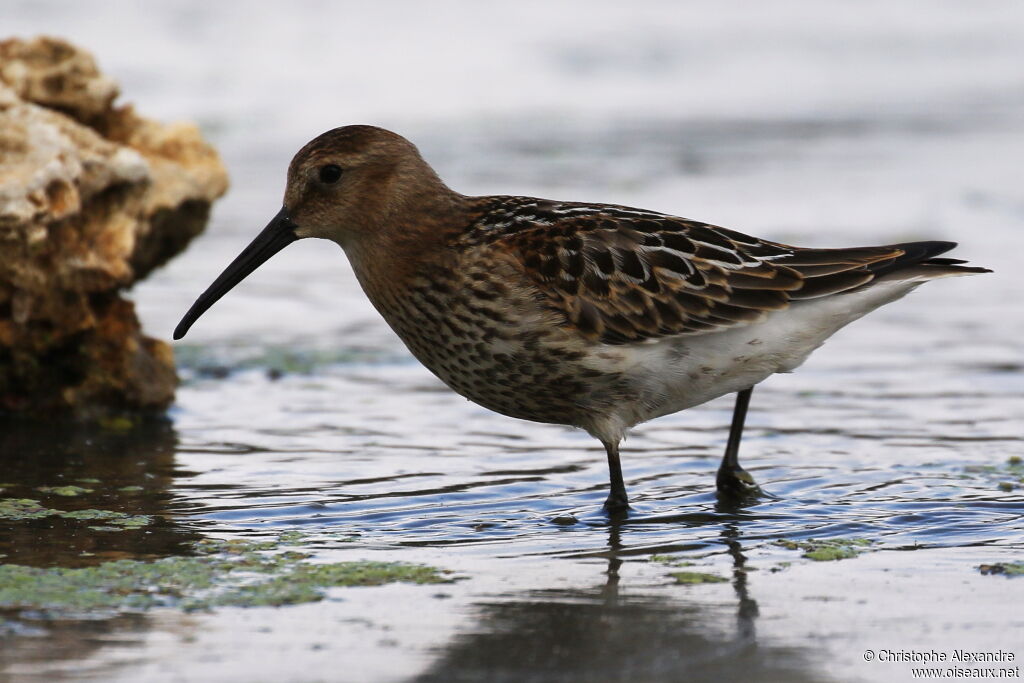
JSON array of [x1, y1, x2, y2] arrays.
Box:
[[276, 530, 308, 544], [109, 515, 151, 528], [36, 485, 93, 497], [671, 571, 729, 585], [58, 508, 118, 520], [774, 538, 873, 562], [0, 536, 453, 616], [59, 509, 152, 527], [0, 498, 152, 529], [979, 562, 1024, 576], [195, 538, 280, 555], [964, 457, 1024, 490], [804, 546, 858, 561], [0, 498, 56, 520], [202, 562, 451, 608]]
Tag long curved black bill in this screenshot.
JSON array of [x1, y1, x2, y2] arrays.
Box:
[[173, 207, 298, 340]]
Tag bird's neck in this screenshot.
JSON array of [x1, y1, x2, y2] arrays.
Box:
[[343, 183, 470, 302]]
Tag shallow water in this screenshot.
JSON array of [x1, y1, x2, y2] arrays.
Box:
[[3, 2, 1024, 682]]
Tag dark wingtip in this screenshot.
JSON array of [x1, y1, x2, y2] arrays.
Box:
[[891, 240, 958, 260], [934, 265, 992, 274], [869, 240, 972, 277]]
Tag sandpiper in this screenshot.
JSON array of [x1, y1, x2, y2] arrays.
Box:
[[174, 125, 989, 511]]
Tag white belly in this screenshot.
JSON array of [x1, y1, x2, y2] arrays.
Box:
[[581, 279, 924, 442]]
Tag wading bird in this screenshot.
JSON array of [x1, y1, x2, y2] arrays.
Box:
[[175, 125, 989, 511]]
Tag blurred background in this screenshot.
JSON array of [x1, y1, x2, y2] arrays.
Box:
[[3, 2, 1023, 682]]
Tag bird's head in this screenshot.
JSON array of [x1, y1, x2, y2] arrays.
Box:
[[173, 125, 452, 340], [284, 125, 444, 244]]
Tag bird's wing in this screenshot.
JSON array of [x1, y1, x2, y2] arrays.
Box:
[[476, 199, 905, 344]]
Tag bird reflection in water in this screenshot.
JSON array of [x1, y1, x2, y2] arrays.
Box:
[[415, 506, 820, 683]]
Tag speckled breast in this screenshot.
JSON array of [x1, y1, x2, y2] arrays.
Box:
[[368, 259, 622, 429]]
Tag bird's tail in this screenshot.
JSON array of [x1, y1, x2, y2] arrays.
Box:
[[776, 240, 990, 300], [867, 241, 991, 282]]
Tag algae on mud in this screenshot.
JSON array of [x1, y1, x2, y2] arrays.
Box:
[[0, 536, 452, 618], [0, 498, 153, 529], [35, 485, 93, 497], [962, 456, 1024, 493], [670, 571, 730, 585], [649, 555, 728, 583], [774, 538, 874, 562], [978, 562, 1024, 576]]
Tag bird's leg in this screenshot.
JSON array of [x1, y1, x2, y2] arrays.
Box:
[[716, 386, 763, 498], [602, 440, 630, 511]]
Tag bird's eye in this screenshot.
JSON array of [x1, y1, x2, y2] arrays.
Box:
[[319, 164, 343, 184]]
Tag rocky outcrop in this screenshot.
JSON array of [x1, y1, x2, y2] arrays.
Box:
[[0, 37, 228, 418]]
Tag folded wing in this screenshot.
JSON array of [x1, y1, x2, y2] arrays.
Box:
[[485, 202, 971, 344]]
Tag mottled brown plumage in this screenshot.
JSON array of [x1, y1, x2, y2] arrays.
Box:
[[457, 197, 935, 345], [174, 125, 990, 511]]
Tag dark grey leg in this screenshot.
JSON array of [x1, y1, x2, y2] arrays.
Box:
[[716, 387, 763, 497], [603, 440, 630, 511]]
